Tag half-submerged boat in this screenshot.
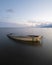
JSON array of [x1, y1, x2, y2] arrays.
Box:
[[7, 33, 43, 46]]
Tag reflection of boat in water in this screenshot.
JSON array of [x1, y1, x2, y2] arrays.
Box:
[[7, 33, 43, 46]]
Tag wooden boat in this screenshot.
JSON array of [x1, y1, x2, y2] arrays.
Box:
[[7, 33, 43, 45]]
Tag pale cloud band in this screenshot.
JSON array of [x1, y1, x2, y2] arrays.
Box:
[[16, 20, 52, 27]]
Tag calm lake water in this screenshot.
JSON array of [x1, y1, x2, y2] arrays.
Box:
[[0, 28, 52, 65]]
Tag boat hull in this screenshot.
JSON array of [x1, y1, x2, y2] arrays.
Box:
[[7, 34, 43, 46]]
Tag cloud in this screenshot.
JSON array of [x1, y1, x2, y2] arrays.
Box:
[[0, 19, 52, 28], [6, 9, 14, 13], [16, 20, 52, 27], [24, 21, 52, 27]]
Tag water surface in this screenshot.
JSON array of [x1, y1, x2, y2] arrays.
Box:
[[0, 28, 52, 65]]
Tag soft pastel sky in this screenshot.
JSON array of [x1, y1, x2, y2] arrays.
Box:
[[0, 0, 52, 27]]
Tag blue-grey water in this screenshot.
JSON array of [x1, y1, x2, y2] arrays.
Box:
[[0, 28, 52, 65]]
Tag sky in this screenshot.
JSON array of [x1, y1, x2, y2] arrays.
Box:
[[0, 0, 52, 27]]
